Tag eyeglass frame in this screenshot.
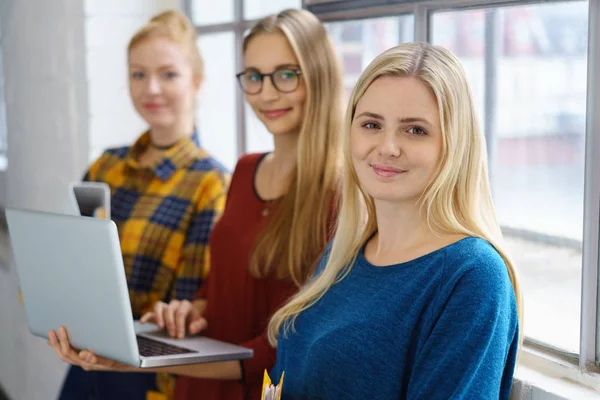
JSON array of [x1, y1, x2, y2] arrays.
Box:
[[235, 66, 303, 95]]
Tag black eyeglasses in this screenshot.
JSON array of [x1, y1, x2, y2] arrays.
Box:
[[235, 67, 302, 95]]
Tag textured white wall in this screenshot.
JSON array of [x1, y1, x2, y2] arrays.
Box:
[[0, 1, 180, 399], [0, 0, 89, 394]]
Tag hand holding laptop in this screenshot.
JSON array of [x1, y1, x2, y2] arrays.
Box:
[[48, 326, 132, 373], [59, 294, 213, 372], [140, 299, 208, 339]]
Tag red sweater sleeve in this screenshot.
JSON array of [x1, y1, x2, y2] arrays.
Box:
[[193, 276, 208, 300], [239, 279, 296, 385]]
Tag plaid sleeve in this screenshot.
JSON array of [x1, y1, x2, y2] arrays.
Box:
[[170, 170, 229, 300]]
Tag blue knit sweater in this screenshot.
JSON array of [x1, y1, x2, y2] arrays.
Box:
[[270, 237, 519, 399]]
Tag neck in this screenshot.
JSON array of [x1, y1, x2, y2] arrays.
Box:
[[149, 118, 194, 148], [371, 199, 432, 256], [270, 132, 299, 174]]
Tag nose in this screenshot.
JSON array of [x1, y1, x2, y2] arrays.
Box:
[[378, 129, 401, 158], [259, 76, 280, 102], [146, 76, 161, 95]]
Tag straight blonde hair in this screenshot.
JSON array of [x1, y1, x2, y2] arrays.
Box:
[[268, 42, 523, 346], [245, 9, 345, 286]]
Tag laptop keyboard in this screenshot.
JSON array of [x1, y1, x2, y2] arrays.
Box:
[[136, 335, 195, 357]]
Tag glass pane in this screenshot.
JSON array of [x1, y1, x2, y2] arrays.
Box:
[[244, 0, 301, 21], [433, 1, 589, 354], [191, 0, 234, 26], [196, 33, 238, 170], [326, 15, 415, 99]]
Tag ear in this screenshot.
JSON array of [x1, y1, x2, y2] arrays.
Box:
[[193, 75, 204, 94]]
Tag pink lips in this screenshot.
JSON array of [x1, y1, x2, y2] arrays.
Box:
[[371, 164, 407, 178], [143, 103, 164, 112], [262, 108, 291, 120]]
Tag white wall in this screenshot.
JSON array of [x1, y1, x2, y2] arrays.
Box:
[[0, 171, 5, 211], [0, 1, 180, 399], [0, 0, 89, 396]]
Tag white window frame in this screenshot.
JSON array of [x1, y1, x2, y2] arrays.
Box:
[[0, 41, 7, 170]]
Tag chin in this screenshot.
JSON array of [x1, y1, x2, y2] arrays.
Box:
[[365, 185, 420, 204], [261, 114, 302, 136], [264, 123, 299, 136], [145, 117, 175, 129]]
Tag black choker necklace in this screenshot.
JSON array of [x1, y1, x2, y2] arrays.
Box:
[[150, 140, 179, 151]]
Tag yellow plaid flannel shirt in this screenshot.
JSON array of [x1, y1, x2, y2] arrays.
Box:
[[85, 131, 228, 318]]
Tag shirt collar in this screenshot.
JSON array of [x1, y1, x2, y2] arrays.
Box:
[[125, 129, 201, 181]]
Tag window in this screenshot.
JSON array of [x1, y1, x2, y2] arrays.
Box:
[[196, 33, 238, 170], [244, 0, 302, 20], [191, 0, 234, 25], [189, 2, 600, 387], [326, 16, 415, 98], [432, 1, 589, 354]]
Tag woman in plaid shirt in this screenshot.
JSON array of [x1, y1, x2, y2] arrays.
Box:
[[56, 10, 229, 400]]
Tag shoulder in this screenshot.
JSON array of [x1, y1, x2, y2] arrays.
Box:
[[226, 152, 267, 189], [189, 150, 229, 175], [103, 145, 130, 160], [234, 152, 267, 174], [185, 152, 231, 206], [443, 237, 508, 279], [95, 145, 130, 166], [86, 145, 130, 180], [439, 237, 515, 306], [312, 241, 334, 278]]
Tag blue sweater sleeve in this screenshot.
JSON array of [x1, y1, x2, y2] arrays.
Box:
[[407, 257, 519, 399]]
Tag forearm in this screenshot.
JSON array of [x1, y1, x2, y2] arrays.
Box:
[[126, 360, 241, 380], [192, 298, 207, 314]]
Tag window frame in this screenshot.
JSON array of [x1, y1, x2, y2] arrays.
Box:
[[187, 0, 600, 379], [184, 0, 251, 158], [0, 37, 7, 169]]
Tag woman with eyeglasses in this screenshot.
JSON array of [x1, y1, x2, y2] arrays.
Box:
[[48, 8, 344, 400]]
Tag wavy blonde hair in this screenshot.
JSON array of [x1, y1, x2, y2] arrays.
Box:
[[245, 9, 345, 286], [268, 42, 523, 345]]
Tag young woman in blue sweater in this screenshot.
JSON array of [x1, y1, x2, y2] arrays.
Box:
[[268, 42, 523, 400]]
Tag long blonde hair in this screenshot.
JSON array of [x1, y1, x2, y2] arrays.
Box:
[[128, 10, 204, 81], [268, 42, 523, 345], [245, 9, 345, 286]]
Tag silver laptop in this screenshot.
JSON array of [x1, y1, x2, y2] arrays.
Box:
[[5, 207, 253, 368]]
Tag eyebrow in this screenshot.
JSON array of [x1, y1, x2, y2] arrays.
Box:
[[398, 117, 432, 127], [243, 63, 300, 72], [354, 111, 383, 120], [354, 111, 433, 127], [129, 64, 177, 70]]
